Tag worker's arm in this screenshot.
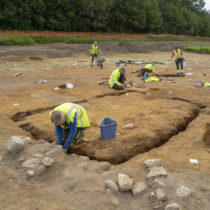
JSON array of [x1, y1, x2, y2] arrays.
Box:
[[55, 126, 63, 145], [171, 52, 174, 59], [63, 112, 77, 151], [115, 80, 123, 86]]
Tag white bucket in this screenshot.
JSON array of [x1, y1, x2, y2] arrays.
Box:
[[66, 83, 74, 89]]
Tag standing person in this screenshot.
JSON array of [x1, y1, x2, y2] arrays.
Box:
[[109, 67, 126, 90], [169, 46, 184, 76], [90, 41, 100, 67], [137, 64, 154, 78], [50, 103, 90, 152]]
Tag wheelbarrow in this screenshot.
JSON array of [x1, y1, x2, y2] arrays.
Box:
[[96, 57, 105, 69]]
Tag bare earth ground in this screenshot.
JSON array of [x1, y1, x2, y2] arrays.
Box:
[[0, 42, 210, 210]]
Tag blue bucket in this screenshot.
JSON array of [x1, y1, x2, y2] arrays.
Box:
[[100, 118, 117, 140]]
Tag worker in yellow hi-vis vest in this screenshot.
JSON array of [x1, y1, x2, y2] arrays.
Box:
[[89, 41, 100, 67], [169, 46, 184, 76], [50, 103, 90, 152]]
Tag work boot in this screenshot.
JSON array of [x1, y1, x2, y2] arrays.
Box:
[[176, 71, 180, 76], [180, 70, 184, 77]]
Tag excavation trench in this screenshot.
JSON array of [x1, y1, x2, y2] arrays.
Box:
[[17, 104, 201, 164], [11, 89, 139, 122], [203, 123, 210, 148]]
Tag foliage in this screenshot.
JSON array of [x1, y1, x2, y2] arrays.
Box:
[[0, 0, 210, 36], [184, 45, 210, 53]]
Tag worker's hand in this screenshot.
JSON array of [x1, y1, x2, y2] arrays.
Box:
[[122, 84, 125, 88], [63, 149, 68, 153]]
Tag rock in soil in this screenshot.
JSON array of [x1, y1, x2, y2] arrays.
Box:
[[147, 167, 167, 179], [105, 180, 119, 192], [131, 182, 147, 195], [7, 136, 25, 154], [118, 173, 133, 191]]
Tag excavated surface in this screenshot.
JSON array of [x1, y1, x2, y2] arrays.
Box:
[[0, 44, 210, 210]]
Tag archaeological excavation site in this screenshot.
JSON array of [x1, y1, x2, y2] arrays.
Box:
[[0, 41, 210, 210]]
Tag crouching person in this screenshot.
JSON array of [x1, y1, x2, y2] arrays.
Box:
[[50, 103, 90, 152], [109, 67, 126, 90]]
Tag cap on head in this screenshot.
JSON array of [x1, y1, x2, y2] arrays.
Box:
[[175, 46, 178, 49], [120, 67, 126, 72]]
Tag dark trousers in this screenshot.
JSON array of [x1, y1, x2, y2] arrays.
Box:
[[139, 68, 152, 77], [63, 127, 85, 142], [175, 58, 183, 70], [91, 54, 98, 64], [113, 74, 126, 90]]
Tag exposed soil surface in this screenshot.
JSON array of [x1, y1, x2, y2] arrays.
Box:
[[0, 42, 210, 210]]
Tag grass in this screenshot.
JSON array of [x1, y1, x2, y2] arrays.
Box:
[[184, 45, 210, 54], [1, 35, 210, 45]]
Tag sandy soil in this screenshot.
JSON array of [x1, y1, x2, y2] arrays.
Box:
[[0, 42, 210, 210]]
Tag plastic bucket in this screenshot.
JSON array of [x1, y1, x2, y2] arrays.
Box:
[[100, 118, 117, 140]]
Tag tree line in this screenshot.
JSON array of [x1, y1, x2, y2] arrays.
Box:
[[0, 0, 210, 36]]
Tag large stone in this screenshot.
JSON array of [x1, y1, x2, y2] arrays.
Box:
[[176, 186, 192, 198], [42, 157, 54, 167], [27, 170, 35, 177], [22, 137, 33, 144], [144, 159, 161, 169], [98, 162, 111, 171], [105, 180, 119, 192], [22, 158, 40, 169], [118, 174, 133, 191], [37, 165, 46, 175], [165, 203, 181, 210], [7, 136, 25, 154], [131, 182, 147, 195], [156, 188, 167, 201], [147, 167, 167, 179]]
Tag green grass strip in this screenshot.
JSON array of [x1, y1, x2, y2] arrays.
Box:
[[1, 35, 210, 45], [184, 45, 210, 54]]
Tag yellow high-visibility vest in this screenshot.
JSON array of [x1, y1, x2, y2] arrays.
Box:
[[50, 103, 90, 129], [203, 82, 210, 87], [144, 64, 154, 72], [91, 45, 98, 54], [108, 69, 122, 88], [173, 49, 183, 60]]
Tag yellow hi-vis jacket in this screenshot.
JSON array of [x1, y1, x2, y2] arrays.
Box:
[[145, 77, 160, 82], [173, 49, 183, 60], [144, 64, 154, 72], [50, 103, 90, 129], [91, 44, 98, 54], [109, 69, 123, 88], [203, 82, 210, 87]]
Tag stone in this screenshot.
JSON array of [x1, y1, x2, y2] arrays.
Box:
[[38, 79, 48, 84], [165, 203, 181, 210], [154, 178, 165, 187], [37, 165, 46, 175], [22, 137, 33, 144], [33, 153, 44, 158], [131, 182, 147, 195], [118, 174, 133, 191], [42, 157, 54, 167], [7, 136, 25, 154], [13, 72, 22, 77], [150, 192, 155, 198], [79, 156, 89, 160], [156, 188, 167, 201], [27, 170, 35, 177], [147, 167, 167, 179], [37, 139, 47, 144], [176, 186, 192, 197], [22, 158, 40, 169], [98, 162, 111, 171], [144, 159, 161, 169], [105, 180, 119, 192]]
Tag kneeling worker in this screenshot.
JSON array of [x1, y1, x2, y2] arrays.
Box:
[[50, 103, 90, 152], [109, 67, 126, 90], [137, 64, 154, 77]]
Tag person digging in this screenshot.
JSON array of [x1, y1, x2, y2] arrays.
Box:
[[137, 64, 154, 78], [108, 67, 128, 90], [50, 103, 90, 152]]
